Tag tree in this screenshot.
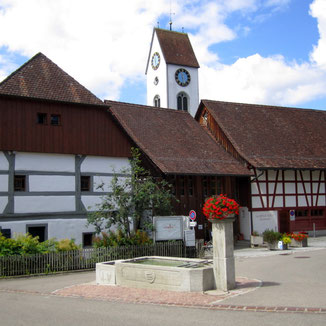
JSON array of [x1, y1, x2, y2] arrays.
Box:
[[87, 148, 176, 237]]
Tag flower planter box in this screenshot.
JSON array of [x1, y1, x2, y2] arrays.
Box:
[[290, 238, 308, 247], [267, 242, 279, 250], [250, 235, 264, 248]]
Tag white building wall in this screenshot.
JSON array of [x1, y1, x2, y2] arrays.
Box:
[[0, 219, 97, 245], [0, 152, 8, 170], [146, 33, 168, 109], [0, 175, 8, 191], [15, 152, 75, 172], [167, 63, 199, 117], [0, 197, 8, 213], [29, 176, 75, 192], [81, 156, 129, 174], [15, 196, 76, 213]]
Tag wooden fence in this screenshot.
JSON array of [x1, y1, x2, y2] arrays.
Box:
[[0, 241, 185, 277]]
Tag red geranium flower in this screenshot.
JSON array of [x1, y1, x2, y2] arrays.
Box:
[[202, 194, 239, 221]]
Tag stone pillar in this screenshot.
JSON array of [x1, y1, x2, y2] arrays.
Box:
[[211, 216, 235, 291]]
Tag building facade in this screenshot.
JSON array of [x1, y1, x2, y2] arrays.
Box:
[[196, 100, 326, 238]]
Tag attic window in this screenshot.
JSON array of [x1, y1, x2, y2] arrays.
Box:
[[37, 113, 47, 124], [51, 114, 61, 126]]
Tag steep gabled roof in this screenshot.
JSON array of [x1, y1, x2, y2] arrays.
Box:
[[106, 100, 251, 176], [0, 52, 104, 105], [146, 28, 199, 73], [198, 100, 326, 169]]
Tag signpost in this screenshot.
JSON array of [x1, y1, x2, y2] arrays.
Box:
[[289, 210, 296, 221], [189, 210, 196, 221]]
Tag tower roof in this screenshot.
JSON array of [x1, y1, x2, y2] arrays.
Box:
[[0, 52, 103, 106], [146, 28, 199, 73]]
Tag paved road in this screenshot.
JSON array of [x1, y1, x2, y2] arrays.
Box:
[[0, 239, 325, 325]]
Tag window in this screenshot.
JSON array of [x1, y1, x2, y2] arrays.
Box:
[[154, 95, 160, 108], [0, 229, 11, 239], [50, 114, 61, 126], [311, 209, 324, 217], [27, 225, 47, 242], [83, 233, 94, 248], [37, 113, 47, 124], [177, 92, 188, 111], [14, 175, 26, 191], [81, 176, 91, 192]]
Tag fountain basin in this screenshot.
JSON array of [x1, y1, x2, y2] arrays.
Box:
[[96, 256, 215, 292]]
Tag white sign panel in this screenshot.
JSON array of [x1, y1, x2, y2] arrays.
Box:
[[153, 216, 184, 241], [184, 229, 196, 247], [252, 210, 278, 234]]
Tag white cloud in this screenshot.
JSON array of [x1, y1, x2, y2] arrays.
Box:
[[0, 0, 167, 99], [0, 0, 325, 109], [198, 0, 326, 107]]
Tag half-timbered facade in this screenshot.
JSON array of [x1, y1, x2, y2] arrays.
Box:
[[0, 53, 134, 245], [196, 100, 326, 238]]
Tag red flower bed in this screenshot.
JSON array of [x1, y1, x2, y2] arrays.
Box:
[[203, 194, 239, 220], [285, 232, 309, 242]]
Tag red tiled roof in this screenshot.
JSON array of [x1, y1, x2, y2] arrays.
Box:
[[106, 100, 251, 176], [155, 28, 200, 68], [200, 100, 326, 169], [0, 52, 103, 105]]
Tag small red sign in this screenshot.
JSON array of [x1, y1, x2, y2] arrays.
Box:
[[189, 210, 196, 221]]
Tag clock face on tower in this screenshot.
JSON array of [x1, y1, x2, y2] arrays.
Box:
[[175, 68, 191, 86], [151, 52, 160, 70]]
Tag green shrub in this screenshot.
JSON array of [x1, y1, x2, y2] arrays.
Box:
[[92, 229, 152, 248], [262, 229, 282, 244], [0, 233, 79, 256], [55, 239, 80, 251]]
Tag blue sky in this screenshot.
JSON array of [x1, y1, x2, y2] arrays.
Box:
[[0, 0, 326, 110]]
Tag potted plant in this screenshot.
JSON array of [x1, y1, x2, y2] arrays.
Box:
[[288, 232, 308, 247], [250, 231, 263, 248], [281, 235, 291, 250], [262, 229, 282, 250], [202, 194, 239, 220]]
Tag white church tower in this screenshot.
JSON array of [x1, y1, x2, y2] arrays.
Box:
[[145, 28, 200, 117]]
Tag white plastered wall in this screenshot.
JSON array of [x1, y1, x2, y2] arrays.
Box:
[[81, 156, 129, 174], [0, 219, 97, 245], [15, 152, 75, 172], [15, 196, 76, 213], [146, 32, 168, 108], [0, 151, 9, 170], [167, 64, 199, 117]]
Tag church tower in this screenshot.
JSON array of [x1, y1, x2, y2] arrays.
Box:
[[145, 28, 200, 116]]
